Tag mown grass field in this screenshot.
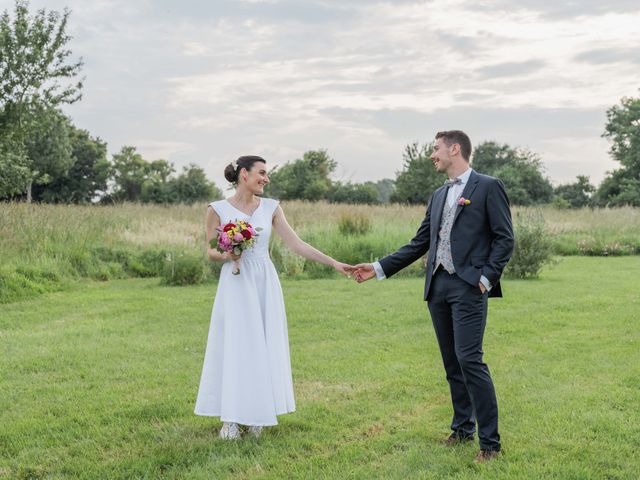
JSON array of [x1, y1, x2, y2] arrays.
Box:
[[1, 257, 639, 479]]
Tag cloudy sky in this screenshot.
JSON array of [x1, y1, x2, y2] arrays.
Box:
[[6, 0, 640, 190]]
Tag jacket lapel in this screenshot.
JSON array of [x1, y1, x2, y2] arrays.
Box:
[[431, 186, 448, 231], [453, 170, 479, 225]]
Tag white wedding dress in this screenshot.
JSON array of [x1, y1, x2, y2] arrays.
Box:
[[194, 197, 295, 426]]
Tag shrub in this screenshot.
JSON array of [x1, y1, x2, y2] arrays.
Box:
[[161, 252, 205, 286], [550, 196, 571, 209], [205, 259, 223, 281], [338, 212, 372, 236], [92, 246, 169, 277], [129, 249, 168, 277], [68, 249, 96, 276], [505, 211, 554, 279], [0, 267, 66, 303], [91, 262, 126, 281], [93, 246, 134, 266], [15, 266, 61, 284], [269, 240, 306, 277]]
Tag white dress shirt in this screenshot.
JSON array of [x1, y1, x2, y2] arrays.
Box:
[[372, 168, 492, 292], [446, 167, 472, 208]]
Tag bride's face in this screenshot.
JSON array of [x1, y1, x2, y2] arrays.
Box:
[[241, 161, 269, 194]]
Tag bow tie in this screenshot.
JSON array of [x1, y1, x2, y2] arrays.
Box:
[[444, 177, 462, 187]]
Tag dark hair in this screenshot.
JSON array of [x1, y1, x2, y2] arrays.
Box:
[[435, 130, 472, 161], [224, 155, 266, 184]]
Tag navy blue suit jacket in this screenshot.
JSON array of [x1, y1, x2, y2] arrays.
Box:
[[379, 170, 514, 300]]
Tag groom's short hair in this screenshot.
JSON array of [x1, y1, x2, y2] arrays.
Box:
[[436, 130, 472, 161]]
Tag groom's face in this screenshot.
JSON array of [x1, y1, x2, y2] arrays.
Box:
[[430, 138, 454, 173]]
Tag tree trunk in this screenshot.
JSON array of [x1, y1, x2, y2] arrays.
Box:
[[26, 179, 32, 203]]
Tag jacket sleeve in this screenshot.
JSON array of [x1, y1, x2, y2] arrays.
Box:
[[482, 179, 514, 284], [379, 194, 433, 279]]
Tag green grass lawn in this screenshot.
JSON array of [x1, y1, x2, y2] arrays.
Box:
[[1, 257, 639, 479]]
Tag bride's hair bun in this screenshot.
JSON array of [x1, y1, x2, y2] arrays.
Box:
[[223, 156, 266, 185], [224, 163, 239, 183]]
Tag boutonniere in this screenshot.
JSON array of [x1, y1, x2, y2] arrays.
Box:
[[457, 197, 471, 206]]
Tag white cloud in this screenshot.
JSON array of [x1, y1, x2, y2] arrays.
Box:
[[131, 140, 195, 161], [9, 0, 636, 188]]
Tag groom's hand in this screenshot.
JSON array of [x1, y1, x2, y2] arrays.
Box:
[[352, 263, 376, 283]]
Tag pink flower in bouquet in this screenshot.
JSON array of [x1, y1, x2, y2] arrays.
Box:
[[220, 235, 231, 249], [211, 219, 262, 275], [458, 197, 471, 206]]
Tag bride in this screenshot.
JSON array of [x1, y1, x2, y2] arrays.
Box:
[[194, 155, 352, 439]]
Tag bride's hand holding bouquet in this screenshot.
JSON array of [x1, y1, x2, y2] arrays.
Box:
[[211, 220, 261, 275]]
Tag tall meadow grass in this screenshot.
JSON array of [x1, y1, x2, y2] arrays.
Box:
[[1, 201, 638, 302]]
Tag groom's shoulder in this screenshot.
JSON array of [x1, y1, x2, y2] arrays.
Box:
[[473, 171, 495, 182], [473, 171, 505, 188]]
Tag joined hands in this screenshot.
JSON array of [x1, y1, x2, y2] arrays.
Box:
[[338, 263, 376, 283], [351, 263, 376, 283], [333, 261, 354, 277]]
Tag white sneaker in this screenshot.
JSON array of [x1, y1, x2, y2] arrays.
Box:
[[219, 422, 241, 440], [247, 425, 263, 438]]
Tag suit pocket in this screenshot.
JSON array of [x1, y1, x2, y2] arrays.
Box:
[[471, 256, 488, 267]]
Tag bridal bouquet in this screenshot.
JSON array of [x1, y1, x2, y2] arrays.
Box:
[[211, 220, 261, 275]]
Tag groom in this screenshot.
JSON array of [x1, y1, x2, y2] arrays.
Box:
[[352, 130, 514, 462]]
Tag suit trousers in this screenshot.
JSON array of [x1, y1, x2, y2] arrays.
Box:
[[427, 269, 500, 451]]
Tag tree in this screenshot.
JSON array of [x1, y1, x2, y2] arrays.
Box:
[[327, 181, 379, 204], [22, 104, 74, 192], [553, 175, 595, 208], [167, 164, 222, 204], [596, 95, 640, 206], [373, 178, 395, 204], [33, 126, 109, 203], [603, 95, 640, 174], [472, 141, 553, 205], [266, 150, 336, 201], [140, 159, 176, 203], [390, 142, 444, 204], [0, 127, 29, 197], [109, 147, 222, 204], [110, 146, 149, 202], [0, 1, 83, 110], [595, 169, 640, 207], [0, 0, 83, 200]]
